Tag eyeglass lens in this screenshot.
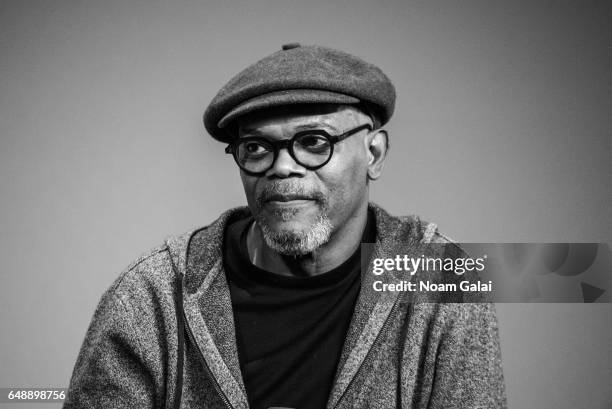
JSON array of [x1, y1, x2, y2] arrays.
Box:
[[236, 133, 332, 173]]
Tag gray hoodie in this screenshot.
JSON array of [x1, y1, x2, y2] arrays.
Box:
[[63, 203, 507, 408]]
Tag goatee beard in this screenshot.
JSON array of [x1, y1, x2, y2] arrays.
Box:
[[253, 180, 333, 256], [255, 212, 333, 256]]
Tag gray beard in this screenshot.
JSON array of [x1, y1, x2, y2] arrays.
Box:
[[253, 180, 332, 256], [255, 210, 333, 256]]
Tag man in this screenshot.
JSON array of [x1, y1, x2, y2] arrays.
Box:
[[64, 44, 506, 408]]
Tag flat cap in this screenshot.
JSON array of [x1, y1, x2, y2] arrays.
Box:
[[204, 43, 396, 143]]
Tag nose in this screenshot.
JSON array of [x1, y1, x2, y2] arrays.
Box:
[[265, 148, 306, 178]]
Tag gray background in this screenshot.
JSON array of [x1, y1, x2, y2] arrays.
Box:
[[1, 1, 611, 408]]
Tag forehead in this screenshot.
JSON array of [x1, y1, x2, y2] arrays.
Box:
[[236, 104, 367, 135]]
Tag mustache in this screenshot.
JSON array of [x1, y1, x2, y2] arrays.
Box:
[[255, 181, 326, 207]]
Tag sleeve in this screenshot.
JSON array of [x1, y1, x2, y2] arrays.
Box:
[[62, 286, 159, 408], [427, 303, 507, 409]]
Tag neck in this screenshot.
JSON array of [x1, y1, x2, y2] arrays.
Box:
[[247, 203, 369, 277]]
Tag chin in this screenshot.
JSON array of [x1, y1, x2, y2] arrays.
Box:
[[256, 212, 334, 256], [261, 200, 320, 221]]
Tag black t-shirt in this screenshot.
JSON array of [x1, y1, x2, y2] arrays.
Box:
[[223, 211, 375, 409]]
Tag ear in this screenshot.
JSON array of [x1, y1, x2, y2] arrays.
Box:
[[365, 129, 388, 180]]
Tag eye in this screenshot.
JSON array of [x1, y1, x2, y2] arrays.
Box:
[[245, 142, 264, 153], [239, 140, 270, 158], [296, 134, 330, 152]]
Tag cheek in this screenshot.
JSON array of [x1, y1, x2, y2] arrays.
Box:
[[240, 173, 258, 207], [320, 150, 369, 208]]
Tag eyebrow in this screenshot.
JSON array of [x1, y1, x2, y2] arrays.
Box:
[[240, 121, 340, 137]]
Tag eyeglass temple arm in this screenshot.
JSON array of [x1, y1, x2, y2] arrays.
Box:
[[328, 124, 373, 143]]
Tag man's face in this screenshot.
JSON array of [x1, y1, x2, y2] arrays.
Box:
[[236, 105, 374, 256]]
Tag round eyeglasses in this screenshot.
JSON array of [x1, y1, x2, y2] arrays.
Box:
[[225, 124, 372, 175]]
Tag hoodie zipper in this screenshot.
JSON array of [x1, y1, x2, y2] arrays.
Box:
[[332, 298, 400, 409], [183, 312, 234, 409]]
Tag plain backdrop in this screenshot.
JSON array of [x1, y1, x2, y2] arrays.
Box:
[[1, 1, 611, 408]]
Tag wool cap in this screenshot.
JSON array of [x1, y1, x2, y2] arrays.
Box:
[[203, 43, 396, 143]]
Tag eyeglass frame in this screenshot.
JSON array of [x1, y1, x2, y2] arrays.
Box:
[[224, 123, 373, 176]]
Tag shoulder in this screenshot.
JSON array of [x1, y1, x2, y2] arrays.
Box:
[[370, 202, 466, 255], [426, 229, 470, 259], [101, 225, 206, 308], [397, 212, 468, 259], [104, 206, 253, 304], [103, 243, 177, 309]]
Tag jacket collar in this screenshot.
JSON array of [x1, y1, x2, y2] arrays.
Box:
[[166, 203, 432, 409]]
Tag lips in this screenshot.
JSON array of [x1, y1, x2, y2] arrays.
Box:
[[266, 193, 313, 203], [255, 182, 324, 210]]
